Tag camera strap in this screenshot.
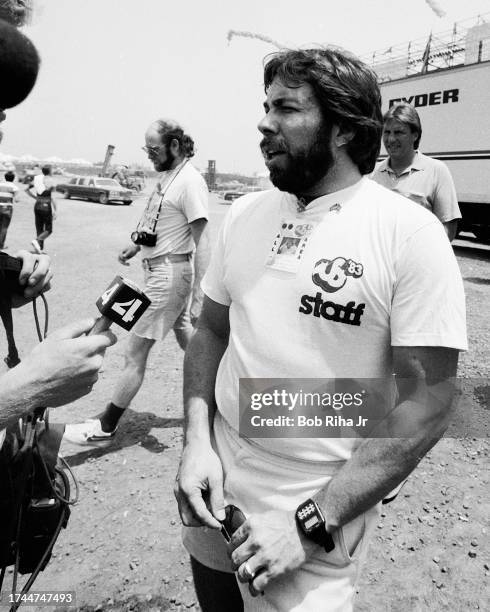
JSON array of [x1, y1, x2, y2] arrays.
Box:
[[136, 159, 189, 234]]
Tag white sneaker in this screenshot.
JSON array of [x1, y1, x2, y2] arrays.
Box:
[[63, 419, 117, 446]]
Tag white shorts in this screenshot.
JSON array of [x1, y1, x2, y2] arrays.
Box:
[[132, 259, 193, 341], [183, 412, 379, 612]]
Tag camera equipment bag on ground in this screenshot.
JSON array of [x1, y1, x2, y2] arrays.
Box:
[[0, 409, 76, 609]]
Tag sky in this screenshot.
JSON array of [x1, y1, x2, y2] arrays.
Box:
[[2, 0, 490, 175]]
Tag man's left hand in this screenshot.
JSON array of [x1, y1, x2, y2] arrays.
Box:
[[229, 510, 317, 597], [190, 287, 203, 326]]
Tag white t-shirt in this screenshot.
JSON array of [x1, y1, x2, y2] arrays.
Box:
[[32, 174, 54, 195], [139, 162, 208, 259], [202, 177, 467, 462]]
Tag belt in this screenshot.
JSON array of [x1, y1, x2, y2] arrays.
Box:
[[142, 253, 191, 265]]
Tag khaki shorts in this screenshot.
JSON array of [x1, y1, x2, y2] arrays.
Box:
[[183, 412, 379, 612], [132, 259, 193, 340]]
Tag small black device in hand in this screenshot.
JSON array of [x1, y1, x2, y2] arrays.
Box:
[[220, 504, 246, 542], [130, 230, 157, 247], [220, 504, 265, 595]]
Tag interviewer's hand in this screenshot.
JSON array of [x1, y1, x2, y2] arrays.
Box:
[[174, 441, 226, 528], [12, 250, 52, 306], [5, 318, 116, 409], [229, 510, 317, 597]]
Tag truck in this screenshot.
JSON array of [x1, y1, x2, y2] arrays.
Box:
[[367, 14, 490, 241]]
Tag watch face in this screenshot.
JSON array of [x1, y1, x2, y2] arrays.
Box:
[[304, 515, 322, 531], [297, 501, 323, 534]]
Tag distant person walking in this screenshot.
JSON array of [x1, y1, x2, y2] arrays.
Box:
[[0, 170, 18, 250], [371, 102, 461, 241], [0, 172, 21, 367], [26, 164, 57, 251]]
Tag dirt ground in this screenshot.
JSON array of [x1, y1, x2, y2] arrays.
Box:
[[1, 184, 488, 611]]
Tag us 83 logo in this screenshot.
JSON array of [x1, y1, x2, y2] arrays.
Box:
[[312, 257, 364, 293]]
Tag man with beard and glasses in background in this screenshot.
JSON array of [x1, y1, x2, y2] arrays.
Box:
[[65, 119, 210, 445], [174, 47, 466, 612]]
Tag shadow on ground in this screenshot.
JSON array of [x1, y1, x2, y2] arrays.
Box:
[[463, 277, 490, 285], [63, 409, 183, 467]]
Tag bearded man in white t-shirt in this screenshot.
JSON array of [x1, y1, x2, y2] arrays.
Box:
[[65, 119, 210, 445], [175, 47, 467, 612]]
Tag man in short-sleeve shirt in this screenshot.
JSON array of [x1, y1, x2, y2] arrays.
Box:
[[175, 49, 467, 612], [372, 101, 461, 241], [65, 119, 210, 445]]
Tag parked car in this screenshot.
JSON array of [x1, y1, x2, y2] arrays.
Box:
[[56, 176, 133, 205], [223, 191, 246, 203]]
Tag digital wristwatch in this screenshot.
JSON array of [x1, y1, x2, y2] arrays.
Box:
[[295, 499, 335, 553]]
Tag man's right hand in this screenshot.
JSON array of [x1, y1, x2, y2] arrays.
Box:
[[118, 243, 140, 266], [4, 318, 116, 409], [174, 441, 226, 529]]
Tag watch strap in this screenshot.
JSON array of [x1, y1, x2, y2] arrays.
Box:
[[309, 523, 335, 553]]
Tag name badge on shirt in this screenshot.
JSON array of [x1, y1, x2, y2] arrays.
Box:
[[266, 218, 316, 273]]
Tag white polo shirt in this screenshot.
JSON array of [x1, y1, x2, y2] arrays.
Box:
[[371, 151, 461, 223]]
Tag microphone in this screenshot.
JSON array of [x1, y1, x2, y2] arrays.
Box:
[[31, 277, 150, 421], [91, 275, 151, 335]]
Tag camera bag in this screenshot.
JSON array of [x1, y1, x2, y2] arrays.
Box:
[[0, 410, 75, 610]]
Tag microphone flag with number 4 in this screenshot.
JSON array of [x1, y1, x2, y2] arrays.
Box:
[[96, 276, 151, 331]]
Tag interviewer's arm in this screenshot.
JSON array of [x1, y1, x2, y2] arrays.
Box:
[[0, 319, 116, 428]]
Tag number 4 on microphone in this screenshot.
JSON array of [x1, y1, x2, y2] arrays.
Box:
[[111, 298, 143, 323], [96, 276, 151, 331]]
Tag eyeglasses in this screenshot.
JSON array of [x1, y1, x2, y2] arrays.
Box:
[[142, 144, 163, 155]]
